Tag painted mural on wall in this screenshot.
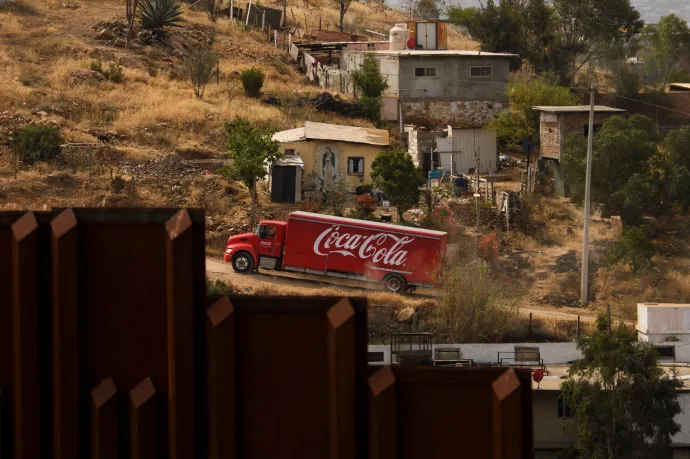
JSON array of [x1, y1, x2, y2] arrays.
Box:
[[310, 143, 342, 192]]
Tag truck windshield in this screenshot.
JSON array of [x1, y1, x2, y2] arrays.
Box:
[[254, 225, 260, 235]]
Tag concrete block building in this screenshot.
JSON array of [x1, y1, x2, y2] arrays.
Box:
[[533, 105, 626, 162]]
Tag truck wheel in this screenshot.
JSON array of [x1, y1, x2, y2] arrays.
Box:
[[231, 252, 254, 274], [383, 273, 406, 294]]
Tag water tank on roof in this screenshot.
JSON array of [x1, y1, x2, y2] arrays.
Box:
[[390, 23, 408, 51]]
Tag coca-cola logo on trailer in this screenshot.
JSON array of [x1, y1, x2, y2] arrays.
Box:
[[313, 225, 414, 266]]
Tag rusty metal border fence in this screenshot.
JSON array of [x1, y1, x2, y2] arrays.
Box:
[[1, 208, 533, 459]]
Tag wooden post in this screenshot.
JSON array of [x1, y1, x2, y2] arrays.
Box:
[[528, 313, 532, 340], [229, 0, 233, 20], [303, 11, 309, 36], [245, 0, 252, 26], [505, 195, 510, 233], [319, 15, 322, 30], [262, 9, 265, 30], [576, 315, 581, 340], [216, 60, 220, 85], [274, 29, 278, 47]]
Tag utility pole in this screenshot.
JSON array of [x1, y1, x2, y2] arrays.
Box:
[[580, 82, 596, 306], [249, 177, 257, 231]]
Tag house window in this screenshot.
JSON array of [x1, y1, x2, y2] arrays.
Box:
[[583, 124, 602, 137], [284, 149, 295, 155], [558, 395, 574, 418], [348, 157, 365, 175], [515, 346, 540, 362], [656, 346, 675, 360], [470, 66, 492, 78], [414, 67, 437, 77]]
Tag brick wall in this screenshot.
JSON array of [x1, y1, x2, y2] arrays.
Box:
[[401, 100, 507, 130], [540, 111, 622, 161]]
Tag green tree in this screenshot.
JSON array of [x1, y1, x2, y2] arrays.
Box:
[[641, 14, 690, 85], [662, 127, 690, 213], [488, 74, 578, 146], [667, 69, 690, 83], [561, 115, 657, 221], [220, 117, 282, 200], [551, 0, 643, 84], [350, 53, 388, 122], [335, 0, 354, 33], [370, 149, 424, 221], [561, 316, 681, 458], [414, 0, 440, 19]]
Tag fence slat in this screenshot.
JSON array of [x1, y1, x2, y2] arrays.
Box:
[[491, 369, 522, 459], [91, 377, 118, 459], [51, 209, 80, 459], [165, 210, 195, 459], [130, 378, 157, 459], [368, 367, 396, 459], [11, 213, 41, 459], [327, 299, 356, 459], [206, 297, 236, 459]]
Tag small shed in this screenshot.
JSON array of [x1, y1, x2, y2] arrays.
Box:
[[268, 155, 304, 203], [436, 127, 498, 175], [532, 105, 625, 161]]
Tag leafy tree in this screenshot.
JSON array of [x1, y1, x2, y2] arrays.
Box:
[[184, 50, 219, 98], [351, 53, 388, 122], [667, 69, 690, 83], [551, 0, 643, 84], [488, 74, 578, 145], [370, 149, 425, 221], [662, 127, 690, 213], [607, 226, 654, 272], [448, 0, 558, 74], [611, 64, 641, 97], [139, 0, 183, 37], [561, 115, 657, 221], [220, 117, 282, 200], [641, 14, 690, 85], [561, 315, 681, 458], [414, 0, 440, 19]]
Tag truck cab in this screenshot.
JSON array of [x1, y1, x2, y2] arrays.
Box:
[[224, 221, 287, 273]]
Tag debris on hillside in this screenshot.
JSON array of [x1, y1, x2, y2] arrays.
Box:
[[118, 154, 202, 182], [261, 91, 363, 118]]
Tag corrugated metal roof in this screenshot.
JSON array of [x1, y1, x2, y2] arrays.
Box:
[[670, 83, 690, 90], [532, 105, 625, 113], [273, 122, 390, 146], [361, 50, 517, 58]]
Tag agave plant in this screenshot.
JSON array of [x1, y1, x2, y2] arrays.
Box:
[[139, 0, 183, 34]]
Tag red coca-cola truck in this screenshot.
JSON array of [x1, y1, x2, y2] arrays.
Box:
[[224, 211, 448, 293]]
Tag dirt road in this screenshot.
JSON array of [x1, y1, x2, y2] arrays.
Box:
[[206, 258, 628, 325]]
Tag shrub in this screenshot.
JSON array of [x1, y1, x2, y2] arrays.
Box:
[[206, 277, 233, 296], [139, 0, 183, 34], [431, 263, 519, 343], [358, 95, 381, 122], [90, 60, 124, 83], [351, 194, 377, 219], [299, 198, 326, 213], [324, 181, 351, 216], [13, 125, 62, 165], [240, 67, 265, 97], [478, 233, 500, 261], [607, 226, 654, 273], [184, 50, 219, 98]]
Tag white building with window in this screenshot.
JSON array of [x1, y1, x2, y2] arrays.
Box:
[[337, 49, 517, 128]]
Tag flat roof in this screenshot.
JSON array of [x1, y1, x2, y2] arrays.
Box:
[[532, 105, 625, 113], [273, 121, 390, 146], [533, 364, 690, 390], [352, 50, 517, 58], [297, 41, 389, 47], [639, 303, 690, 309]]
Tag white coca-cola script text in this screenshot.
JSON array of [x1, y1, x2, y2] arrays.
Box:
[[313, 225, 413, 266]]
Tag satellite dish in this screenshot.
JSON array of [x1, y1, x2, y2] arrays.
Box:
[[406, 38, 416, 49], [533, 369, 544, 389]]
